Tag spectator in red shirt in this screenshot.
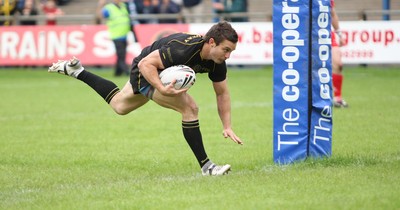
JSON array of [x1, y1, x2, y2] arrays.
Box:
[[41, 0, 64, 25]]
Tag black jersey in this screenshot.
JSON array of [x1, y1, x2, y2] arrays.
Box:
[[133, 33, 227, 82]]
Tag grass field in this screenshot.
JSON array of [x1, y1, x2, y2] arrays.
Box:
[[0, 65, 399, 209]]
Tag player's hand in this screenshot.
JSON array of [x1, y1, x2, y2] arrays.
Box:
[[159, 79, 188, 96], [336, 31, 346, 47], [222, 128, 243, 145]]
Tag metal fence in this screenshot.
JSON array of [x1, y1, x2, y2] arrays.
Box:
[[1, 10, 400, 26]]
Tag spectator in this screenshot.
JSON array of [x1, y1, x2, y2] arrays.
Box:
[[95, 0, 106, 24], [181, 0, 202, 23], [124, 0, 139, 41], [158, 0, 181, 23], [211, 0, 224, 23], [136, 0, 160, 24], [224, 0, 248, 22], [0, 0, 19, 26], [102, 0, 131, 76], [19, 0, 39, 25], [41, 0, 64, 25]]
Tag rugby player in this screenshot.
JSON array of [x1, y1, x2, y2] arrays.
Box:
[[49, 21, 243, 176]]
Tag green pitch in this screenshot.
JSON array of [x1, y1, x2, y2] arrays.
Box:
[[0, 66, 399, 209]]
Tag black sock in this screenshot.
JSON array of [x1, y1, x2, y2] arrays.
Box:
[[77, 70, 120, 103], [182, 120, 209, 168]]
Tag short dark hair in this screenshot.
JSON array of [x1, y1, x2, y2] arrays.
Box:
[[203, 21, 238, 45]]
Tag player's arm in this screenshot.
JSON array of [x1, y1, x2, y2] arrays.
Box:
[[331, 7, 339, 31], [213, 80, 243, 145], [138, 50, 186, 96], [331, 6, 344, 46]]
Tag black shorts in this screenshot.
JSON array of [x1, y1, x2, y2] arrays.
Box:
[[129, 64, 155, 99]]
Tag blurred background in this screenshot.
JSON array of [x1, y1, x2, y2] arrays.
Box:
[[1, 0, 399, 25], [1, 0, 400, 67]]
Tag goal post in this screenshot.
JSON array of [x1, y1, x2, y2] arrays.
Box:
[[272, 0, 333, 164]]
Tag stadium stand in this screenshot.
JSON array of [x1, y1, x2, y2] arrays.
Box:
[[2, 0, 400, 25], [57, 0, 399, 21], [57, 0, 399, 24]]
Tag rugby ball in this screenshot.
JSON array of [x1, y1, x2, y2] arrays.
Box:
[[159, 65, 196, 90]]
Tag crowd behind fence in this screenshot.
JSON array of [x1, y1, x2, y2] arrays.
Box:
[[1, 6, 400, 67], [1, 10, 400, 26]]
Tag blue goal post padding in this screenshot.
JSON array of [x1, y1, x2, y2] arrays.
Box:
[[309, 0, 333, 158], [273, 0, 332, 164]]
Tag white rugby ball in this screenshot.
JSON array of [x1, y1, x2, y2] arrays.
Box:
[[159, 65, 196, 90]]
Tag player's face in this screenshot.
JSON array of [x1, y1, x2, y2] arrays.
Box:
[[210, 39, 237, 64]]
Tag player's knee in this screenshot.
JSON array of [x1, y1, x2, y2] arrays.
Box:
[[111, 105, 131, 115], [113, 108, 129, 115], [190, 103, 199, 115], [182, 102, 199, 117]]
